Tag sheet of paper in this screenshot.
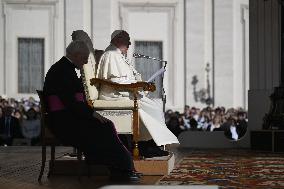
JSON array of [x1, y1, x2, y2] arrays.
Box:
[[147, 68, 166, 83]]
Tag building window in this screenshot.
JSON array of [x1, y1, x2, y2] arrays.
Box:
[[18, 38, 44, 93], [134, 41, 163, 98]]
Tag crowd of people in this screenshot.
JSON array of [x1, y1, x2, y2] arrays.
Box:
[[0, 95, 41, 146], [0, 93, 248, 145], [165, 105, 248, 141]]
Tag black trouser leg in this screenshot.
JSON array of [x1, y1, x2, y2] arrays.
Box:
[[82, 120, 134, 172], [118, 134, 133, 153]]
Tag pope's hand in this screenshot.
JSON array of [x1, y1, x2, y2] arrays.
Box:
[[135, 74, 142, 81]]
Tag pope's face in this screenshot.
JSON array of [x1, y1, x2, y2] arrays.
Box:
[[120, 45, 129, 55], [115, 34, 131, 55]]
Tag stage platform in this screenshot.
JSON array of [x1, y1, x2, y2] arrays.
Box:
[[51, 152, 175, 176], [0, 146, 179, 189], [1, 145, 267, 189]]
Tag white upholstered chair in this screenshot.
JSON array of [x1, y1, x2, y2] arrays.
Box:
[[89, 78, 155, 159]]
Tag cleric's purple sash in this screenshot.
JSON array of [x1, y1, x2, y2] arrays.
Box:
[[47, 93, 85, 112]]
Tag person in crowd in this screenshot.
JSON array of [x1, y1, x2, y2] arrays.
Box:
[[189, 118, 198, 131], [197, 110, 210, 131], [191, 107, 199, 121], [2, 100, 9, 108], [96, 30, 179, 158], [178, 113, 185, 130], [220, 106, 226, 115], [18, 104, 27, 119], [207, 114, 223, 132], [183, 105, 190, 118], [0, 106, 22, 146], [13, 109, 24, 123], [223, 116, 239, 141], [214, 107, 222, 116], [21, 107, 41, 145], [183, 106, 191, 129], [165, 109, 174, 126], [183, 107, 199, 130], [43, 40, 139, 181], [166, 111, 183, 137], [236, 111, 248, 139], [183, 115, 191, 130]]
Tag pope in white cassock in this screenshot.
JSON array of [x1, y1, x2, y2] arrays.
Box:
[[96, 30, 179, 148]]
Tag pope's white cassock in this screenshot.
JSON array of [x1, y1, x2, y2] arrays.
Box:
[[96, 44, 179, 146]]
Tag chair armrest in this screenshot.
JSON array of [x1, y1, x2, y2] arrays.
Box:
[[90, 78, 156, 93], [93, 99, 140, 110]]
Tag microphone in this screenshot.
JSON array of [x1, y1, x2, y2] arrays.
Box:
[[133, 53, 166, 63], [133, 53, 146, 58], [133, 53, 156, 60]]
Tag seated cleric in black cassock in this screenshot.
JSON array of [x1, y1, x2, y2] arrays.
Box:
[[43, 40, 139, 181]]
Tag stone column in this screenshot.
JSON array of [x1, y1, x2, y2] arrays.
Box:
[[249, 0, 281, 130]]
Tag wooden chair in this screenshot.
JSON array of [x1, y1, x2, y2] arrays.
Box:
[[36, 90, 83, 182]]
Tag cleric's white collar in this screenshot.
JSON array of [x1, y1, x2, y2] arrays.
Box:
[[65, 56, 72, 63], [65, 56, 80, 70]]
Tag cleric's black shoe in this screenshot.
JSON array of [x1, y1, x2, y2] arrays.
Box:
[[109, 169, 140, 182], [110, 171, 140, 182], [133, 171, 143, 178]]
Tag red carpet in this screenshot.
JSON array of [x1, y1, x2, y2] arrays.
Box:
[[157, 150, 284, 188]]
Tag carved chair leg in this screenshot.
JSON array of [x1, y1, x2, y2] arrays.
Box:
[[133, 142, 139, 160], [38, 145, 46, 182], [48, 145, 55, 177], [133, 103, 140, 159]]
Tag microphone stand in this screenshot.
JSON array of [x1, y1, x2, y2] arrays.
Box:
[[133, 54, 167, 113], [162, 61, 167, 113]]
